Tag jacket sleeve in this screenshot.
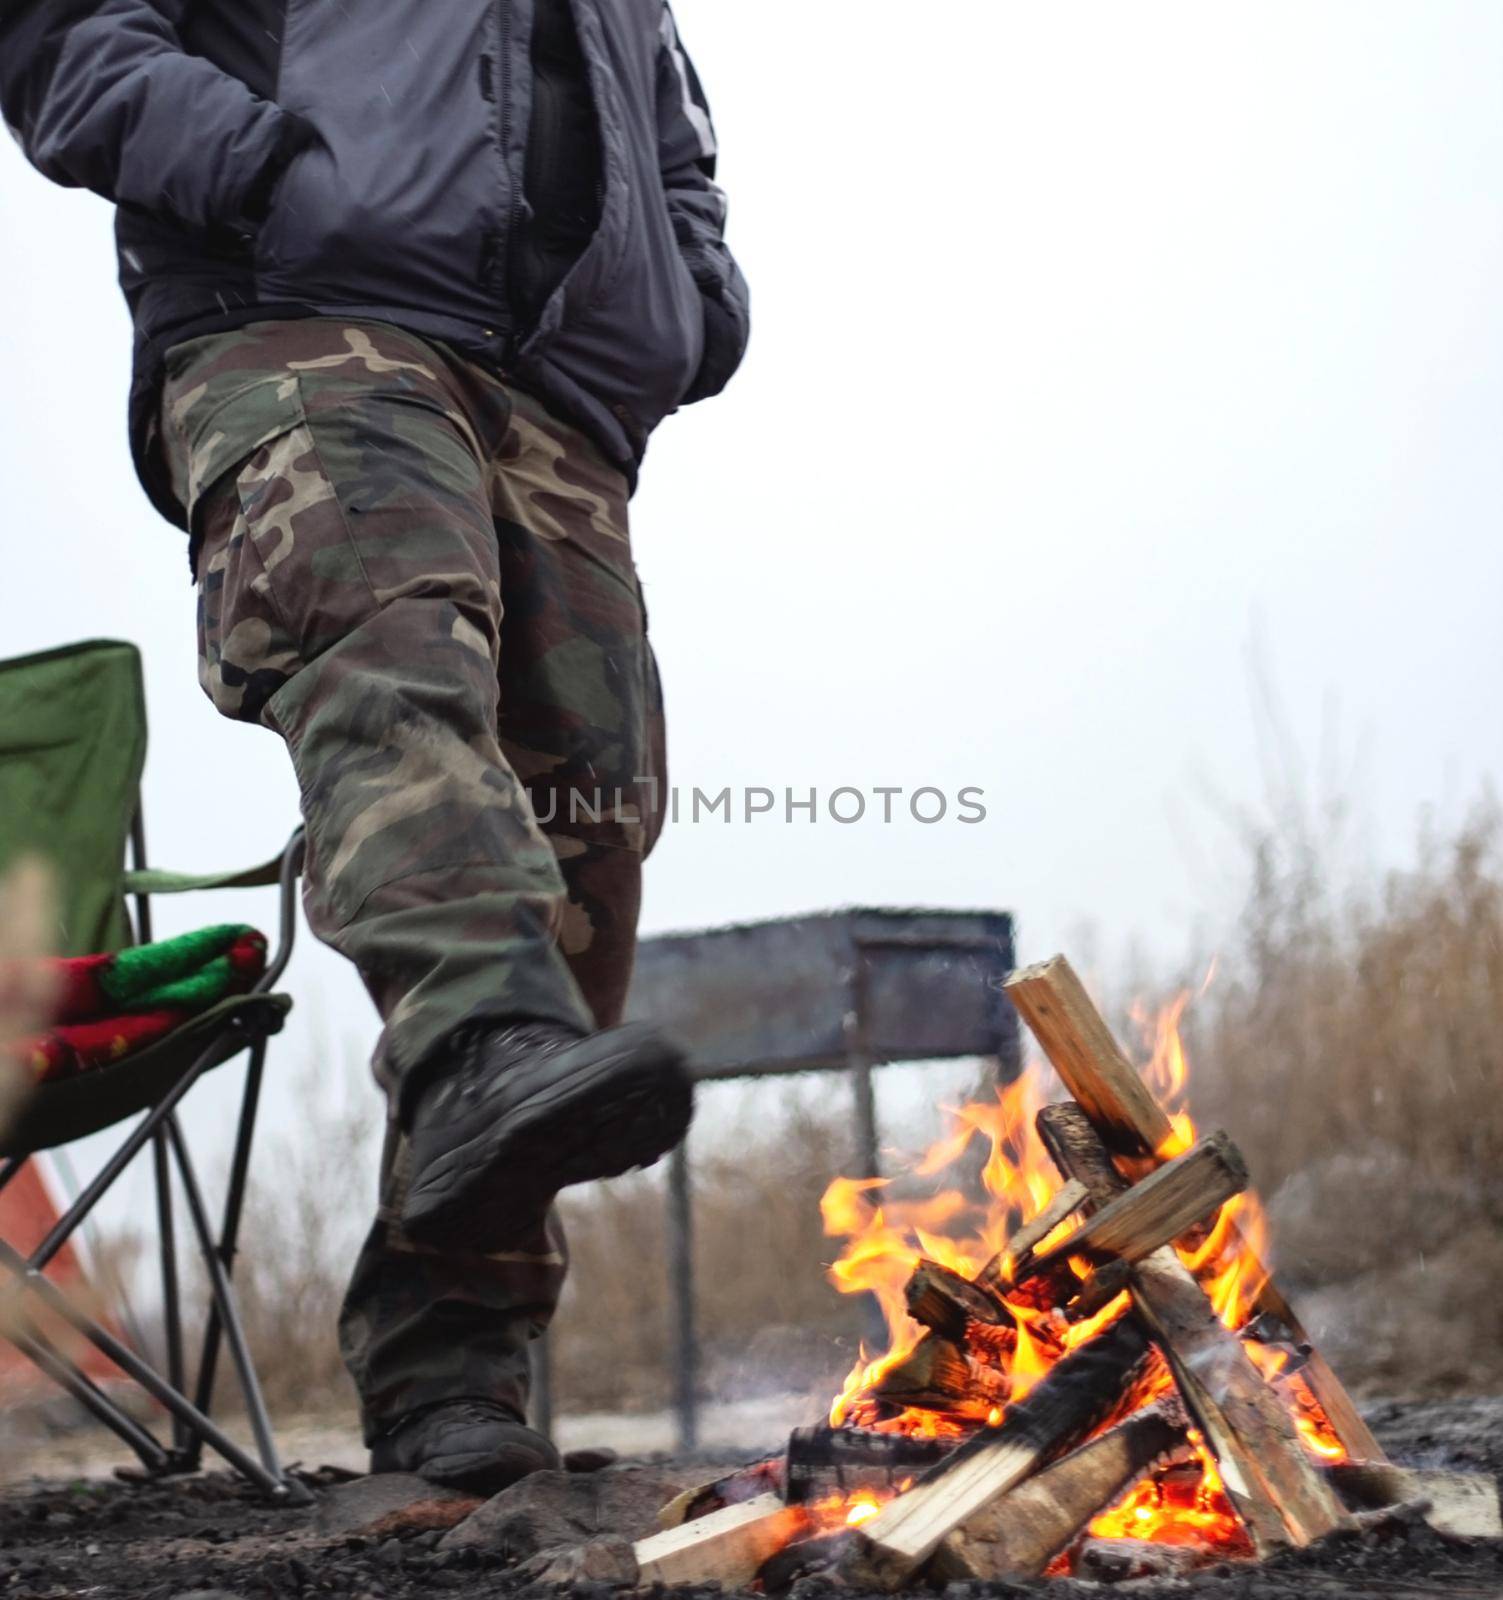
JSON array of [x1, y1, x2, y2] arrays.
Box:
[[0, 0, 314, 232], [655, 2, 750, 404]]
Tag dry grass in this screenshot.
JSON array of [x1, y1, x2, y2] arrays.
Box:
[[552, 1089, 864, 1414], [219, 1071, 374, 1415], [1175, 799, 1503, 1395]]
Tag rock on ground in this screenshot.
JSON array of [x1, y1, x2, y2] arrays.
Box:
[[440, 1462, 698, 1557], [311, 1472, 480, 1537]]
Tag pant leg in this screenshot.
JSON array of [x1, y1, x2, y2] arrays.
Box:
[[490, 386, 669, 1027], [334, 381, 669, 1440], [167, 319, 595, 1092], [163, 319, 594, 1439]]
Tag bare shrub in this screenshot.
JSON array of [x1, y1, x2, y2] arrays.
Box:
[[194, 1057, 377, 1416], [1172, 801, 1503, 1394]]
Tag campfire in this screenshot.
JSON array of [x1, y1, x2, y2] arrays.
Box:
[[629, 955, 1501, 1589]]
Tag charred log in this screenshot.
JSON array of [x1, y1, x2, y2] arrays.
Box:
[[1037, 1101, 1350, 1554], [1326, 1461, 1502, 1539], [1064, 1257, 1134, 1322], [868, 1332, 1010, 1413], [1075, 1538, 1218, 1581], [1006, 1129, 1249, 1284], [840, 1315, 1152, 1590], [931, 1399, 1191, 1581], [655, 1457, 784, 1530], [904, 1259, 1014, 1344], [785, 1428, 956, 1506], [758, 1530, 854, 1592]]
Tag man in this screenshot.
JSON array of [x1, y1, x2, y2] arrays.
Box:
[[2, 0, 748, 1491]]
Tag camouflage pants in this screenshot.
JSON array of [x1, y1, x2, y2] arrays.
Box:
[[158, 318, 665, 1439]]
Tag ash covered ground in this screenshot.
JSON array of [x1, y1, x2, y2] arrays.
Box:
[[0, 1399, 1497, 1600]]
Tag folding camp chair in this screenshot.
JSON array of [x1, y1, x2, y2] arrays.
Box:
[[0, 638, 308, 1501]]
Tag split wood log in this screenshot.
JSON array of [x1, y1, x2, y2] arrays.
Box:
[[1037, 1102, 1350, 1554], [840, 1314, 1151, 1590], [869, 1332, 1010, 1412], [975, 1180, 1088, 1289], [979, 1184, 1088, 1280], [972, 1180, 1092, 1315], [1003, 1130, 1249, 1285], [1326, 1461, 1502, 1539], [931, 1399, 1191, 1581], [905, 1259, 1014, 1345], [633, 1493, 810, 1586], [1005, 953, 1387, 1466], [654, 1456, 784, 1530], [785, 1427, 956, 1505]]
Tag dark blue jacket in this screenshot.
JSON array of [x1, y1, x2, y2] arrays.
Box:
[[1, 0, 750, 524]]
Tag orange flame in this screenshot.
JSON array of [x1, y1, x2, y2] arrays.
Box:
[[820, 977, 1345, 1562]]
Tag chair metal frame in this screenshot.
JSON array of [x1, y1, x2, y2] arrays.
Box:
[[0, 824, 311, 1503]]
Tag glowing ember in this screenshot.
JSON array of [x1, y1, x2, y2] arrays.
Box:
[[820, 981, 1347, 1566], [845, 1497, 881, 1528]]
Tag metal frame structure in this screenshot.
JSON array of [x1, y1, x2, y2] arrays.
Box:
[[0, 827, 310, 1503], [531, 908, 1020, 1449]]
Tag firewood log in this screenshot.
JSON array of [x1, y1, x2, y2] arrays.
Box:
[[975, 1180, 1088, 1289], [840, 1315, 1152, 1590], [904, 1259, 1014, 1344], [1064, 1258, 1134, 1322], [654, 1457, 784, 1530], [931, 1399, 1191, 1581], [633, 1493, 810, 1587], [785, 1427, 957, 1505], [1005, 954, 1386, 1466], [1037, 1102, 1349, 1554], [1075, 1538, 1217, 1581], [868, 1331, 1010, 1413], [1004, 1130, 1248, 1285]]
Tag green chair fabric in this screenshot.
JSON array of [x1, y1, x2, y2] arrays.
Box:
[[0, 640, 147, 958]]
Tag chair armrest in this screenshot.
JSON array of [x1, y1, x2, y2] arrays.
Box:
[[123, 858, 285, 895], [121, 830, 306, 991]]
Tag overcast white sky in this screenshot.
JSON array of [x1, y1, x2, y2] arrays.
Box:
[[1, 2, 1500, 1244]]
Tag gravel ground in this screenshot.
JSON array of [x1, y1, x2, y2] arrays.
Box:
[[0, 1400, 1496, 1600]]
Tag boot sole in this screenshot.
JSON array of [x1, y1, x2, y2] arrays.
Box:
[[400, 1023, 692, 1247], [410, 1446, 555, 1496]]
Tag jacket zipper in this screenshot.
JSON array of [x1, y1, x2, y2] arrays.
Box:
[[498, 0, 524, 366]]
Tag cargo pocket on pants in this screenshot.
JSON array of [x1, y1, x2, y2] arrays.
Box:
[[188, 376, 379, 664], [186, 379, 320, 727]]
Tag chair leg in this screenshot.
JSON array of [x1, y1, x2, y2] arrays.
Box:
[[165, 1118, 285, 1487], [0, 1237, 310, 1504], [190, 1042, 267, 1429], [153, 1130, 190, 1460], [27, 1034, 229, 1273], [9, 1313, 171, 1474]]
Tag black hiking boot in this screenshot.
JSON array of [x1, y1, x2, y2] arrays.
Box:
[[400, 1020, 692, 1247], [371, 1400, 559, 1494]]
